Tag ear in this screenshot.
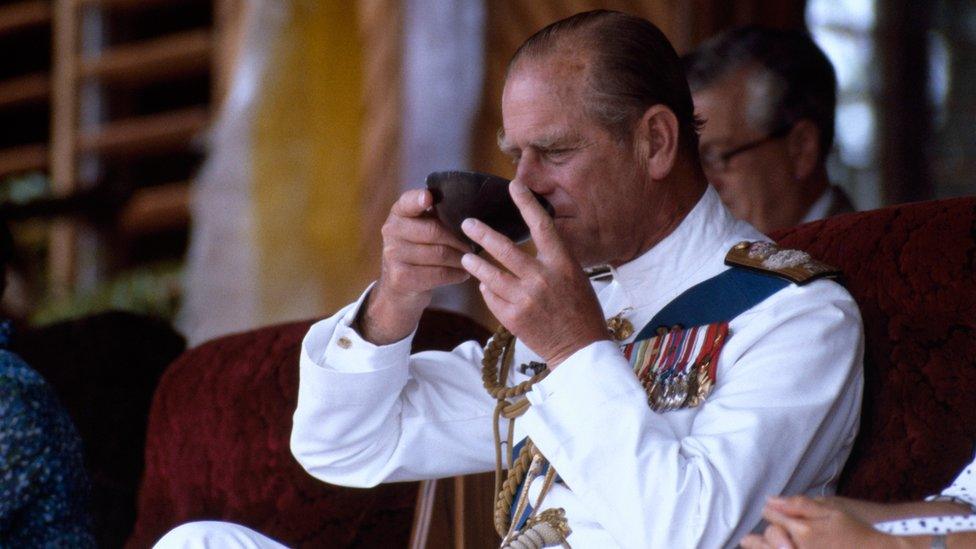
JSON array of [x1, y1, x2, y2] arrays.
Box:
[[634, 105, 679, 180], [786, 119, 821, 181]]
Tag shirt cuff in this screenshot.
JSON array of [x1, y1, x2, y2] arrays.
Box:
[[302, 283, 417, 373], [526, 339, 640, 406]]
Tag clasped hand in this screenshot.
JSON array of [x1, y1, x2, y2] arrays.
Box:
[[740, 496, 889, 549], [460, 180, 608, 369]]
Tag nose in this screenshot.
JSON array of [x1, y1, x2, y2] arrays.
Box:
[[513, 151, 554, 196]]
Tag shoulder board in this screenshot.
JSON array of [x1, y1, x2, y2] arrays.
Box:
[[584, 264, 613, 281], [724, 241, 840, 285]]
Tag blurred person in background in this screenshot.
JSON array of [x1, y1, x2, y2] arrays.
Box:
[[684, 26, 855, 234], [0, 219, 96, 548]]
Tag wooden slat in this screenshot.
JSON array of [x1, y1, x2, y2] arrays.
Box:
[[75, 0, 195, 9], [0, 143, 48, 178], [78, 29, 212, 84], [408, 479, 438, 549], [0, 0, 52, 36], [0, 72, 50, 108], [117, 181, 190, 237], [49, 0, 81, 298], [77, 107, 209, 156]]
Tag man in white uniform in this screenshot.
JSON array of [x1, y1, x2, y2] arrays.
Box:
[[156, 10, 863, 549]]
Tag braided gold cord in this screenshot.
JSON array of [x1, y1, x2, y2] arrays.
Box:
[[493, 439, 536, 537], [482, 325, 553, 538], [484, 311, 629, 544], [483, 325, 566, 539], [482, 327, 549, 400]]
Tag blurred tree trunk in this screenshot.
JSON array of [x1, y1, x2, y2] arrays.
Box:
[[877, 0, 934, 204], [671, 0, 808, 52]]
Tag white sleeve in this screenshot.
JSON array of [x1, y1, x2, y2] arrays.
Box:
[[519, 281, 864, 548], [930, 454, 976, 508], [290, 288, 501, 488]]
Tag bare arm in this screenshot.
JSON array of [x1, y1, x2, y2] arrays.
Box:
[[828, 496, 973, 524], [741, 496, 976, 549]]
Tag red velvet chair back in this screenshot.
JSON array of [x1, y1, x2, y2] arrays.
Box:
[[127, 310, 490, 548], [774, 196, 976, 501]]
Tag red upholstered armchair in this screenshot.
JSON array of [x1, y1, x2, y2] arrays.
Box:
[[772, 195, 976, 501], [126, 310, 491, 548], [128, 196, 976, 547]]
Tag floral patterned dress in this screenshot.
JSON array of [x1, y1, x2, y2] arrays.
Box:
[[0, 322, 95, 547]]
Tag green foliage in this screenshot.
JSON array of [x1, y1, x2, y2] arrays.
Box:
[[31, 262, 183, 326], [0, 172, 50, 205]]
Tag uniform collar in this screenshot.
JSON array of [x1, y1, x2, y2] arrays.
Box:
[[608, 186, 741, 306]]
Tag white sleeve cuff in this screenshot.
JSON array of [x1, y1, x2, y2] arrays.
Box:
[[302, 283, 417, 373], [526, 339, 641, 406]]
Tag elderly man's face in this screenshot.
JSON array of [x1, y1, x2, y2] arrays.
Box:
[[499, 58, 650, 267], [693, 68, 795, 233]]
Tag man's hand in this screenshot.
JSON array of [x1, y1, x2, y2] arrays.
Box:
[[460, 180, 608, 368], [361, 189, 471, 345]]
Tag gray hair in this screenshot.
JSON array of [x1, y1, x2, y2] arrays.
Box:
[[510, 10, 703, 154], [684, 26, 837, 159], [744, 66, 788, 132]]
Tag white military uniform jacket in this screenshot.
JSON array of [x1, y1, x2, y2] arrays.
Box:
[[291, 187, 865, 548]]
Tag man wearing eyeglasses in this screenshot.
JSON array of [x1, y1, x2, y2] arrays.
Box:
[[684, 26, 855, 234]]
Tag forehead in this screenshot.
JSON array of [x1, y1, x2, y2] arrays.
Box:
[[501, 57, 590, 143]]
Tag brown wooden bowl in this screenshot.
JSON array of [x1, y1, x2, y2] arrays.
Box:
[[425, 170, 554, 252]]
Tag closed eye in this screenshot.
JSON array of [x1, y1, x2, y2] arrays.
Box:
[[541, 147, 575, 164]]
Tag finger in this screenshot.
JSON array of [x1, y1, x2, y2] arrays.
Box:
[[461, 252, 519, 303], [478, 282, 517, 324], [386, 264, 470, 292], [461, 217, 537, 278], [763, 524, 795, 549], [509, 180, 564, 255], [766, 496, 831, 519], [391, 189, 433, 218], [739, 534, 772, 549], [385, 215, 470, 253], [762, 507, 812, 538], [391, 242, 466, 269]]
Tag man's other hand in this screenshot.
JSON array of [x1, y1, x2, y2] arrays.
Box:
[[362, 189, 471, 345]]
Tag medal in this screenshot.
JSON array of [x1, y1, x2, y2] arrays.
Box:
[[606, 308, 634, 341]]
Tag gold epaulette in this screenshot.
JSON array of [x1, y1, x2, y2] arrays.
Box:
[[724, 241, 840, 285], [584, 264, 613, 281]]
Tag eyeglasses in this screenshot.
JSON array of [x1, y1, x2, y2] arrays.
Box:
[[700, 125, 793, 173]]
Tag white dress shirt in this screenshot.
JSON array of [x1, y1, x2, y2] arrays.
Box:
[[291, 186, 865, 548]]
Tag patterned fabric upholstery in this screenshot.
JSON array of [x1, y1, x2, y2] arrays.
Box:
[[127, 310, 490, 548], [773, 196, 976, 501]]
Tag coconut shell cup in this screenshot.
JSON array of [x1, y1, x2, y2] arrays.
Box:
[[425, 170, 555, 253]]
